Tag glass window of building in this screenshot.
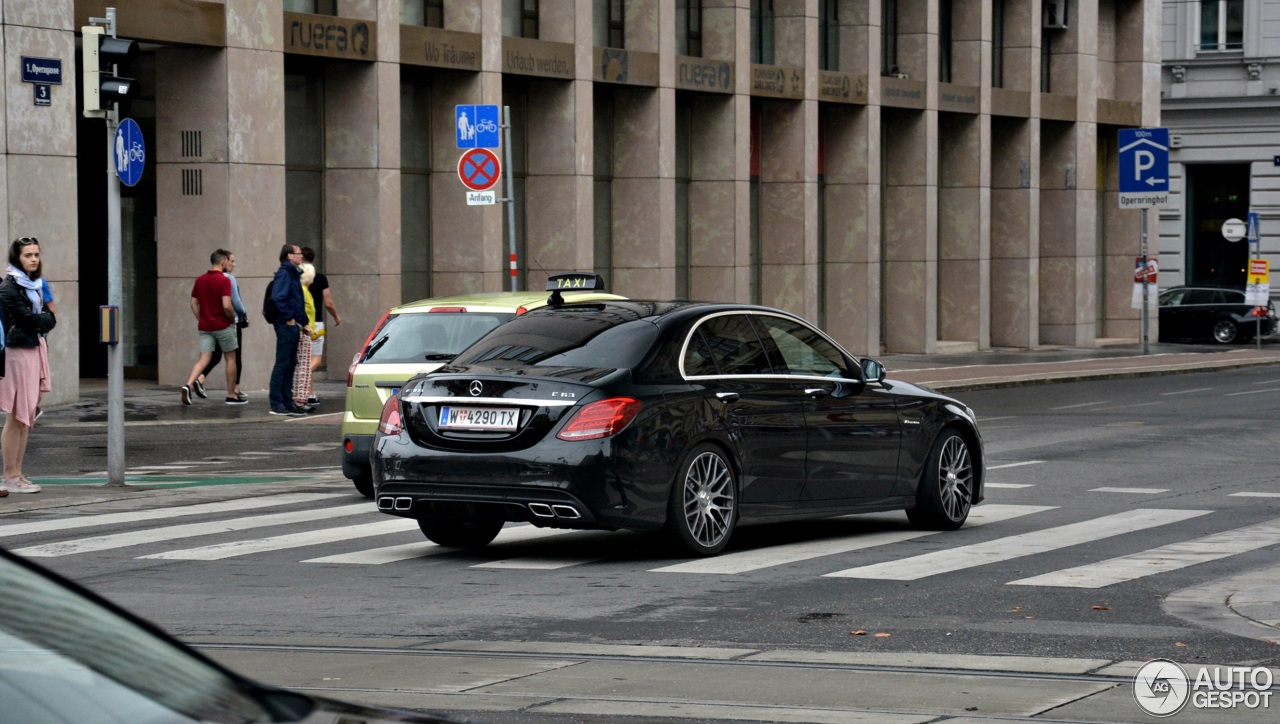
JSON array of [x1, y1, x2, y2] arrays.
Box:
[[284, 0, 335, 13], [401, 79, 433, 302], [503, 0, 539, 38], [593, 92, 614, 281], [1198, 0, 1243, 52], [819, 0, 839, 72], [402, 0, 443, 27], [284, 70, 324, 256], [677, 0, 702, 57], [594, 0, 625, 48], [992, 0, 1004, 87], [882, 0, 898, 75], [675, 95, 691, 299], [751, 0, 775, 65]]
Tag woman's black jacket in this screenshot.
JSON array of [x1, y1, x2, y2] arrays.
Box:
[[0, 276, 56, 348]]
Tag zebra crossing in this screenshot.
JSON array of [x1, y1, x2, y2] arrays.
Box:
[[3, 491, 1278, 590]]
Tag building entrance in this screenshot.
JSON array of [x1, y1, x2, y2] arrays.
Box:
[[1187, 164, 1250, 287]]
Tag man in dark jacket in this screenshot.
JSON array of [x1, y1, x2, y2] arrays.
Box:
[[267, 244, 310, 416]]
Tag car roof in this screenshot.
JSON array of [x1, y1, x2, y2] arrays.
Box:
[[392, 290, 626, 315], [521, 299, 811, 326], [1164, 285, 1244, 291]]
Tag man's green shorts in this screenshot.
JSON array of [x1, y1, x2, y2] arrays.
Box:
[[199, 326, 238, 353]]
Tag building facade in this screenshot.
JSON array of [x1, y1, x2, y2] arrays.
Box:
[[1, 0, 1161, 406], [1160, 0, 1280, 288]]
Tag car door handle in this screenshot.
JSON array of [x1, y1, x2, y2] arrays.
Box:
[[805, 388, 830, 398], [715, 392, 739, 403]]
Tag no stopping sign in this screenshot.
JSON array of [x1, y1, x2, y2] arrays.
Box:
[[458, 148, 501, 192]]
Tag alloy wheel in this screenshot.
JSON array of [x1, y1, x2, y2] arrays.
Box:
[[937, 436, 973, 522], [682, 451, 735, 549]]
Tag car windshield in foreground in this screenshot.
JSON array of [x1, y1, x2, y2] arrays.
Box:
[[364, 312, 514, 364], [0, 550, 275, 723], [455, 308, 659, 369]]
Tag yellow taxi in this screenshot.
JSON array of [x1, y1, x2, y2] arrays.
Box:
[[342, 274, 623, 496]]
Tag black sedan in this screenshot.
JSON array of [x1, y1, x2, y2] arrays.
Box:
[[1158, 285, 1277, 344], [372, 301, 984, 556]]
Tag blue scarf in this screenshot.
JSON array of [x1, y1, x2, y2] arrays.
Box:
[[7, 264, 44, 314]]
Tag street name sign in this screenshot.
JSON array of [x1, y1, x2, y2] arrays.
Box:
[[1118, 128, 1169, 209]]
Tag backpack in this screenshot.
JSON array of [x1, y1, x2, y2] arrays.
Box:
[[262, 277, 277, 323]]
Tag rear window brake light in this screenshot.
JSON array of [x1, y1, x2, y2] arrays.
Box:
[[429, 307, 467, 313]]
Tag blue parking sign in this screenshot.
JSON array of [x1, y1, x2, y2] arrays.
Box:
[[1118, 128, 1169, 209], [456, 104, 500, 149]]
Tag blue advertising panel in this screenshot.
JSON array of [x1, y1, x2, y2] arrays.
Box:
[[455, 104, 501, 149], [114, 118, 145, 187]]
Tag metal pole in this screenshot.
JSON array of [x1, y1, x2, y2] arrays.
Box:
[[502, 106, 517, 292], [105, 8, 126, 486], [1256, 217, 1263, 351], [1141, 208, 1149, 356]]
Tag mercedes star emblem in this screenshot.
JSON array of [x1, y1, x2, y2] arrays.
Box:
[[469, 380, 484, 397]]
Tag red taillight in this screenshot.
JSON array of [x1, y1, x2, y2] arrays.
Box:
[[557, 398, 642, 441], [515, 306, 528, 315], [349, 310, 391, 387], [378, 394, 403, 435], [344, 438, 355, 453], [429, 306, 467, 313]]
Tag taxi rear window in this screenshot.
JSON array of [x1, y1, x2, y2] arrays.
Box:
[[363, 312, 513, 364]]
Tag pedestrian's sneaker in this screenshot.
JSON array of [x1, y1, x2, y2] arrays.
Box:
[[235, 391, 249, 402], [181, 385, 193, 406], [270, 407, 305, 417], [192, 378, 207, 399], [1, 477, 41, 494], [225, 397, 249, 405]]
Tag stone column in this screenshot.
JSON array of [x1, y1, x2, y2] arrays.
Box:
[[990, 115, 1037, 348], [2, 6, 79, 403], [1099, 129, 1144, 339], [156, 0, 285, 390]]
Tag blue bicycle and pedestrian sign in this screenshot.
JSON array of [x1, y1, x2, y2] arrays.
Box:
[[1118, 128, 1168, 209], [114, 117, 145, 187], [456, 104, 500, 149]]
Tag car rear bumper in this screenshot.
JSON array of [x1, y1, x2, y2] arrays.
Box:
[[342, 433, 374, 481]]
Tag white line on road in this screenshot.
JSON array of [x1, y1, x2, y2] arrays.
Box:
[[1161, 387, 1214, 396], [0, 493, 345, 538], [139, 519, 419, 560], [822, 509, 1211, 581], [15, 504, 375, 557], [1009, 520, 1280, 588], [1226, 388, 1280, 396], [986, 461, 1044, 470], [1049, 401, 1108, 410], [305, 525, 579, 564], [1230, 492, 1280, 498], [1093, 401, 1164, 411], [650, 505, 1055, 575], [1089, 487, 1169, 494], [985, 483, 1035, 489]]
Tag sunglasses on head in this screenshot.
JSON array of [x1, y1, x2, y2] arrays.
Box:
[[16, 237, 38, 246]]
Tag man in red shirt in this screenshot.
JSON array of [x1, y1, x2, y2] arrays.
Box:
[[182, 250, 239, 405]]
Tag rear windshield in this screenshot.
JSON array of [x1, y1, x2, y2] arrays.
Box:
[[363, 312, 513, 364], [455, 310, 658, 369]]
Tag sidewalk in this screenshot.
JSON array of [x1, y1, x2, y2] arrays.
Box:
[[27, 340, 1280, 648]]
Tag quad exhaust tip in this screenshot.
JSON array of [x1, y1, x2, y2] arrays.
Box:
[[377, 496, 414, 511], [528, 503, 581, 519]]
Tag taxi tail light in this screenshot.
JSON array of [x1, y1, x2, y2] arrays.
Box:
[[378, 393, 403, 436], [515, 306, 529, 315], [429, 306, 466, 313], [557, 398, 642, 441], [348, 310, 391, 387]]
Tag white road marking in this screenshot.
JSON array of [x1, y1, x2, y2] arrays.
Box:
[[650, 505, 1055, 575], [986, 461, 1044, 470], [0, 493, 345, 538], [140, 519, 418, 560], [1089, 487, 1168, 494], [16, 504, 375, 557], [1226, 388, 1280, 396], [1009, 520, 1280, 588], [306, 525, 579, 564], [1049, 401, 1107, 410], [1230, 492, 1280, 498], [823, 509, 1211, 581], [985, 483, 1035, 489], [1161, 387, 1213, 396], [1093, 401, 1164, 411]]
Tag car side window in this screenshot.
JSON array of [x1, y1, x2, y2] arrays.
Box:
[[1159, 289, 1186, 306], [1184, 290, 1217, 305], [696, 314, 774, 375], [682, 329, 720, 376], [1224, 290, 1245, 304], [753, 315, 846, 377]]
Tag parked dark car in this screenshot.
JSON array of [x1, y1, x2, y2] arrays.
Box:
[[1158, 285, 1277, 344], [372, 300, 985, 556], [0, 547, 459, 723]]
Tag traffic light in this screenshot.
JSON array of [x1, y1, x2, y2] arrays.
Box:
[[81, 25, 138, 117]]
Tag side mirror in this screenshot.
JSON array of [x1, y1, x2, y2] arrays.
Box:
[[860, 358, 886, 384]]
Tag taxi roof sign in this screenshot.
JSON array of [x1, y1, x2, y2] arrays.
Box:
[[546, 273, 607, 306]]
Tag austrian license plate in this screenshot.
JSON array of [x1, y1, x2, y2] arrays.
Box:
[[438, 406, 519, 431]]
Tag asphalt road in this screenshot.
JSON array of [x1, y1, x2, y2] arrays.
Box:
[[6, 368, 1280, 722]]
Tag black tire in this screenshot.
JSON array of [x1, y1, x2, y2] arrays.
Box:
[[1212, 319, 1239, 344], [906, 430, 973, 531], [417, 516, 503, 548], [352, 470, 374, 498], [667, 443, 737, 556]]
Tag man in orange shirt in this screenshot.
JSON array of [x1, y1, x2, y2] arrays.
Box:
[[182, 250, 238, 405]]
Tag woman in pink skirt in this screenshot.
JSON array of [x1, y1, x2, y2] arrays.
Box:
[[0, 237, 56, 494]]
